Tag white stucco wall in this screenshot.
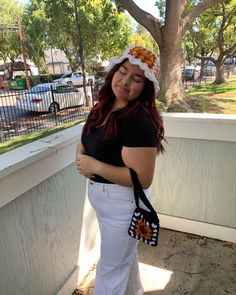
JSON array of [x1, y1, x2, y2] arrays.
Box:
[[0, 113, 235, 295]]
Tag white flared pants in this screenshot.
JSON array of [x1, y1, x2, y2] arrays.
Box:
[[88, 180, 151, 295]]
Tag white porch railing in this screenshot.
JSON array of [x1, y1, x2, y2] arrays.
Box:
[[0, 113, 235, 295]]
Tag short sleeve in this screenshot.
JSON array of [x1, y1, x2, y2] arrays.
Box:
[[120, 111, 158, 147]]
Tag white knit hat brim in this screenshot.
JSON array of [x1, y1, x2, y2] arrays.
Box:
[[107, 46, 160, 93]]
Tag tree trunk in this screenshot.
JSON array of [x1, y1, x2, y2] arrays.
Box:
[[199, 56, 206, 78], [214, 63, 225, 84], [158, 44, 185, 105]]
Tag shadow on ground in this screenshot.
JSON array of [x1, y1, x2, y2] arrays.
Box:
[[74, 228, 236, 295], [185, 95, 225, 113], [140, 228, 236, 295]]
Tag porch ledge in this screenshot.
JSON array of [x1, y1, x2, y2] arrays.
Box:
[[1, 113, 236, 209], [0, 124, 83, 208], [162, 113, 236, 142]]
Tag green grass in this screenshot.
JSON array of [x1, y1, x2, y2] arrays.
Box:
[[0, 119, 84, 155], [188, 76, 236, 95], [185, 75, 236, 114]]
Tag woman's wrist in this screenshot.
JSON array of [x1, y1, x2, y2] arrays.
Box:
[[92, 162, 131, 187], [95, 160, 103, 175]]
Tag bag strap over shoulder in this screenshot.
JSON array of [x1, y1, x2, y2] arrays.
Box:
[[129, 168, 157, 215]]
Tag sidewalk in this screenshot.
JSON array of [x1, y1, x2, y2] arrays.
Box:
[[74, 228, 236, 295]]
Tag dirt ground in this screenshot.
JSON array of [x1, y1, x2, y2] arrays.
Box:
[[74, 228, 236, 295]]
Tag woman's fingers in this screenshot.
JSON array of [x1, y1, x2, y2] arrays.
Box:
[[76, 155, 99, 180]]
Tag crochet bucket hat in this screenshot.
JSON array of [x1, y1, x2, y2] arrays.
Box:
[[108, 45, 160, 93]]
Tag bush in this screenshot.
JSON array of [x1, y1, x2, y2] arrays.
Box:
[[95, 71, 107, 79], [27, 74, 62, 86], [29, 76, 41, 86]]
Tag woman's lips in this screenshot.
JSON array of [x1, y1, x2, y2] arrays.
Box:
[[116, 85, 129, 94]]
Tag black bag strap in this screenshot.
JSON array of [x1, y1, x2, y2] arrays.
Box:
[[129, 168, 157, 215]]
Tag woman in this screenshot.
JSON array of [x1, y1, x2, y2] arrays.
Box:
[[76, 45, 165, 295]]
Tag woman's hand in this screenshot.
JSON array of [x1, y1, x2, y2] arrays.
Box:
[[75, 142, 156, 188], [76, 142, 95, 178], [76, 154, 101, 179]]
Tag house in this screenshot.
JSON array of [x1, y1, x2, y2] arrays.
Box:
[[44, 48, 71, 74], [0, 59, 38, 79]]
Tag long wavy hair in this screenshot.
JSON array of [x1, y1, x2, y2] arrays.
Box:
[[83, 59, 165, 153]]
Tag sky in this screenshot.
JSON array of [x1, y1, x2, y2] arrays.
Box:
[[18, 0, 159, 19], [133, 0, 159, 18]]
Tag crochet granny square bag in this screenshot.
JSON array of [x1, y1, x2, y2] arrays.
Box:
[[128, 168, 159, 247]]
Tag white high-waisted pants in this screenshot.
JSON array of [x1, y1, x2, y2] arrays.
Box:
[[88, 180, 151, 295]]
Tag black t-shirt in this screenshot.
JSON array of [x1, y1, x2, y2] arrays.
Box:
[[81, 107, 158, 183]]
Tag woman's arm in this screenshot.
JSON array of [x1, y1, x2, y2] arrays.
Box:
[[76, 147, 156, 188], [76, 142, 85, 156], [122, 147, 156, 188]]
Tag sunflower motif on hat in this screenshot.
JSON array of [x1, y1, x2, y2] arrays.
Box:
[[129, 46, 157, 69]]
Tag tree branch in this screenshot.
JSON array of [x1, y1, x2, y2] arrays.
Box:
[[188, 28, 200, 57], [195, 54, 215, 63], [221, 4, 236, 32], [215, 3, 225, 56], [183, 0, 223, 31], [119, 0, 163, 44], [224, 44, 236, 57], [182, 265, 211, 275], [188, 27, 216, 60]]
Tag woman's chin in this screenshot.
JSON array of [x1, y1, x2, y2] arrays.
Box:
[[113, 91, 127, 100], [114, 95, 130, 106]]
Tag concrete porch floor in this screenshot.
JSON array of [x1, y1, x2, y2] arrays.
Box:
[[74, 228, 236, 295]]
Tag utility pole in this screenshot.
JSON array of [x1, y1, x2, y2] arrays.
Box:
[[73, 0, 89, 106], [17, 16, 30, 89], [50, 47, 55, 74]]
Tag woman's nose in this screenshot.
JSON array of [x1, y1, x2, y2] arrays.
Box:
[[122, 76, 131, 86]]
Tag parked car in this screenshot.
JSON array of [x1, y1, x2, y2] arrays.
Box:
[[16, 83, 84, 113], [53, 72, 95, 86], [182, 67, 200, 81], [0, 80, 8, 90], [203, 61, 216, 76], [92, 78, 104, 101], [223, 58, 235, 66]]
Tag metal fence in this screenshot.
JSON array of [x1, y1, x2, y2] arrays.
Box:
[[183, 75, 214, 89], [0, 84, 95, 142], [0, 71, 232, 143]]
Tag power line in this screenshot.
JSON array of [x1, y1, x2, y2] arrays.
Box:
[[0, 24, 18, 31]]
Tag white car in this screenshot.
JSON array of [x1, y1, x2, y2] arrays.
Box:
[[16, 83, 84, 113], [182, 66, 200, 81], [203, 61, 216, 76], [53, 72, 95, 86]]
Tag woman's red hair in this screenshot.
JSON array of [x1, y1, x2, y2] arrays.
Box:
[[83, 59, 165, 153]]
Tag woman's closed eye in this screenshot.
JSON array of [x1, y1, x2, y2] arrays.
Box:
[[133, 76, 144, 83], [119, 65, 145, 83], [119, 67, 127, 75]]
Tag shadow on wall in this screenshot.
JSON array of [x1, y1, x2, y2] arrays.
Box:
[[77, 184, 100, 285]]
